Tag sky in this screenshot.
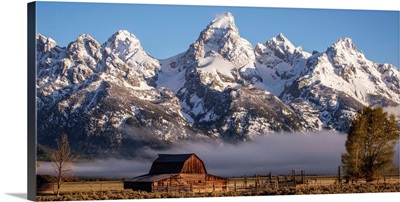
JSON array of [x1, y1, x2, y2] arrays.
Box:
[[36, 2, 399, 67]]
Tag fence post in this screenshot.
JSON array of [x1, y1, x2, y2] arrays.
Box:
[[384, 175, 387, 186], [338, 166, 341, 185], [213, 182, 215, 192], [301, 170, 305, 184], [244, 175, 247, 188], [293, 170, 296, 187], [255, 175, 258, 191], [268, 172, 272, 183], [234, 180, 236, 192]]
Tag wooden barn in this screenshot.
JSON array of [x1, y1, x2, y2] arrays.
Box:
[[36, 175, 54, 194], [124, 153, 228, 192]]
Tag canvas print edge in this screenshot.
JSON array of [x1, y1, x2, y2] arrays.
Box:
[[28, 2, 37, 201]]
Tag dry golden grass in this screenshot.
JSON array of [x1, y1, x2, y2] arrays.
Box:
[[49, 181, 123, 195], [36, 177, 400, 201], [37, 182, 400, 201]]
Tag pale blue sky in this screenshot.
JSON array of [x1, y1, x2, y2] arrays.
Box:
[[36, 2, 399, 67]]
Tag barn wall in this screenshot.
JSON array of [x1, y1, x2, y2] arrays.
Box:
[[125, 174, 228, 193], [152, 174, 207, 187], [179, 174, 206, 185], [181, 155, 206, 174], [154, 176, 181, 187], [125, 154, 228, 193], [152, 174, 228, 192]]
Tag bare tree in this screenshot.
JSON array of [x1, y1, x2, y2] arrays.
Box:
[[51, 133, 77, 197]]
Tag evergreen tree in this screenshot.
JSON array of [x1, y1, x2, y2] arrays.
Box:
[[341, 106, 399, 182]]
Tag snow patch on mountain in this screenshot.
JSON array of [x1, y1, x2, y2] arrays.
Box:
[[310, 38, 400, 105], [255, 33, 311, 95]]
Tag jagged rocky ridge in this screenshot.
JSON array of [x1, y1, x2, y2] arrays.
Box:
[[36, 13, 400, 158]]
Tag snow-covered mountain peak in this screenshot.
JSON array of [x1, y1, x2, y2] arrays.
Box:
[[36, 33, 56, 44], [276, 33, 289, 42], [110, 30, 138, 43], [255, 34, 311, 95], [36, 33, 58, 52], [209, 12, 236, 29], [266, 33, 301, 56], [199, 13, 240, 46], [257, 33, 310, 69], [76, 33, 97, 43], [103, 30, 144, 58], [191, 12, 255, 67], [327, 37, 363, 59], [66, 33, 102, 60], [282, 36, 400, 119], [326, 37, 369, 63], [68, 33, 101, 49], [332, 37, 356, 51], [36, 33, 46, 40], [99, 30, 160, 88]]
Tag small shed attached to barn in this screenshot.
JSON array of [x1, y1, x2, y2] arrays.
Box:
[[124, 153, 227, 192]]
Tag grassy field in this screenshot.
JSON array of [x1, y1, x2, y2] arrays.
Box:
[[52, 181, 123, 194], [37, 182, 400, 201], [227, 175, 338, 188], [36, 176, 400, 201]]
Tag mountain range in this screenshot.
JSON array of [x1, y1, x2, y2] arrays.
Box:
[[36, 12, 400, 158]]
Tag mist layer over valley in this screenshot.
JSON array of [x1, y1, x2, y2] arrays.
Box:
[[37, 131, 353, 178]]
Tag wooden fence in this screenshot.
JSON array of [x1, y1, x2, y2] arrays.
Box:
[[150, 170, 306, 193], [228, 170, 306, 192], [153, 183, 228, 193]]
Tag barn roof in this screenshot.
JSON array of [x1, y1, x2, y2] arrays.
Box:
[[154, 154, 194, 163], [149, 153, 206, 174], [124, 174, 179, 183]]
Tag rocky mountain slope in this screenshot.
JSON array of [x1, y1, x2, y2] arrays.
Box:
[[36, 13, 400, 158], [280, 38, 400, 131]]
